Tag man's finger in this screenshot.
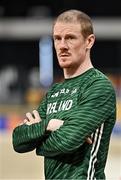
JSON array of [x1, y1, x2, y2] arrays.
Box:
[[19, 119, 29, 126], [86, 137, 92, 144], [32, 110, 41, 121], [25, 121, 31, 125], [23, 119, 29, 123], [26, 112, 34, 121]]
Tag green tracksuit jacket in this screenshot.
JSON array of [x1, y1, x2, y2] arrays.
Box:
[[12, 68, 116, 180]]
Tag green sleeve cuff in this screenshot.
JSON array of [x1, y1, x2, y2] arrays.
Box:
[[12, 119, 49, 153]]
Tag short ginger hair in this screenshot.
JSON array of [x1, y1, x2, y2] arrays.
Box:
[[53, 9, 94, 39]]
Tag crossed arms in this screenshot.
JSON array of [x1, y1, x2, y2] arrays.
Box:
[[12, 79, 115, 156]]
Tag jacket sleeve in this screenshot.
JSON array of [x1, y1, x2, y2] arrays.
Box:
[[36, 79, 116, 157], [12, 95, 49, 153]]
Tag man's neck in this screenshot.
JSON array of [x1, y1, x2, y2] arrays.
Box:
[[64, 60, 93, 79]]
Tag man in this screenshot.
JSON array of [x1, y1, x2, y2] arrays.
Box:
[[12, 9, 116, 179]]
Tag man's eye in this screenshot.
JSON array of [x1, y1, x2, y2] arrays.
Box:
[[69, 36, 74, 39], [54, 37, 61, 41], [66, 36, 75, 40]]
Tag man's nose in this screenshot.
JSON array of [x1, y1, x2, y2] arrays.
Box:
[[60, 39, 68, 49]]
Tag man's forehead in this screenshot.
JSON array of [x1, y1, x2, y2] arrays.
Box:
[[54, 22, 80, 28], [53, 22, 81, 34]]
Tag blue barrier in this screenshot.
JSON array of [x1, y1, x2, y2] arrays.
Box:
[[0, 115, 8, 131]]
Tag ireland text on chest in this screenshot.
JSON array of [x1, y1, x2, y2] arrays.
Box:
[[46, 100, 73, 114]]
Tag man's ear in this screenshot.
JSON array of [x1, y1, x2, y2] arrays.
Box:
[[86, 34, 95, 50]]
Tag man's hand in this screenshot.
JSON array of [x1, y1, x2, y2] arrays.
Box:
[[86, 137, 92, 144], [46, 119, 92, 144], [47, 119, 64, 132], [20, 110, 42, 126]]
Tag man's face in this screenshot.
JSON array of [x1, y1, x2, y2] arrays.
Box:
[[53, 22, 89, 69]]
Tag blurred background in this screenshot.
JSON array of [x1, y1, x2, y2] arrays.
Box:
[[0, 0, 121, 179]]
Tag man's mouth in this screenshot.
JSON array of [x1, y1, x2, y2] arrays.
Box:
[[59, 53, 70, 57], [60, 54, 68, 57]]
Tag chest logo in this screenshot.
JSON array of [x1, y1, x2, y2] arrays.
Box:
[[47, 100, 73, 114]]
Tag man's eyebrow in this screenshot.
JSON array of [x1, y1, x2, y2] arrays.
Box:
[[53, 32, 77, 36], [53, 34, 60, 37], [53, 34, 62, 39]]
